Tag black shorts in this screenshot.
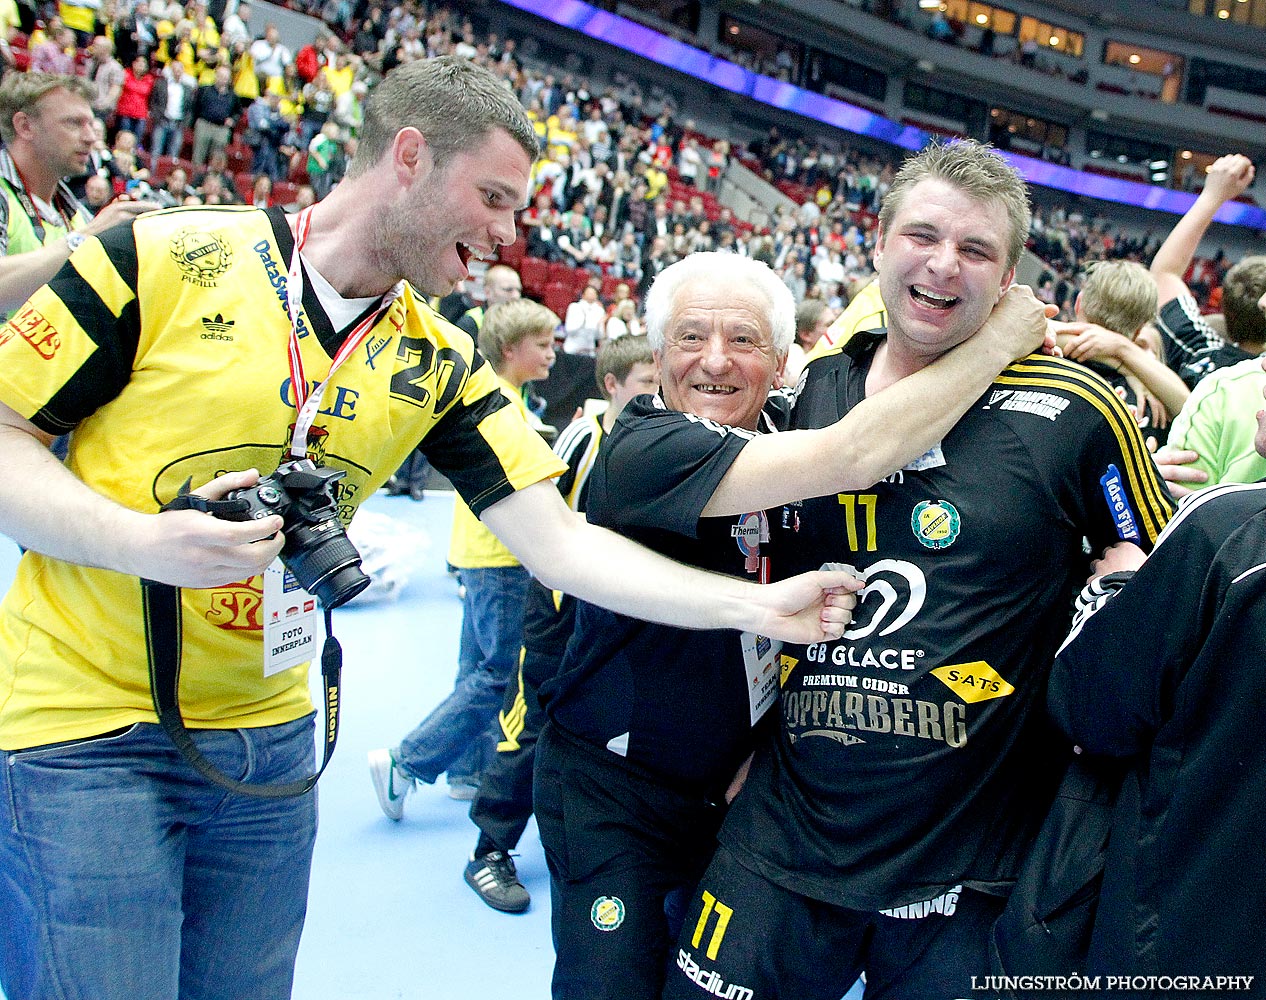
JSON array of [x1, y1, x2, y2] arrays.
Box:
[[533, 722, 726, 1000], [662, 843, 1005, 1000]]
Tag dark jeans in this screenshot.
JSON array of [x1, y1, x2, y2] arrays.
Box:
[[396, 565, 530, 786]]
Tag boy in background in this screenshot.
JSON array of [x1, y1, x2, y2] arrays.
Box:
[[1061, 260, 1189, 450], [370, 300, 560, 809], [463, 335, 659, 913]]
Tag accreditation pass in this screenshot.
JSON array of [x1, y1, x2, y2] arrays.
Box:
[[741, 631, 782, 724], [262, 560, 319, 676]]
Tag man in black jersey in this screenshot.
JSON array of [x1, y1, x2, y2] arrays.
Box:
[[533, 249, 1051, 1000], [664, 141, 1176, 1000], [1049, 363, 1266, 983]]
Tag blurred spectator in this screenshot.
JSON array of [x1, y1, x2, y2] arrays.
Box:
[[114, 0, 157, 65], [639, 235, 675, 297], [604, 297, 641, 342], [154, 164, 191, 207], [610, 231, 642, 283], [245, 90, 286, 179], [195, 168, 234, 204], [248, 170, 271, 207], [31, 25, 76, 74], [306, 119, 343, 199], [115, 54, 154, 140], [562, 282, 605, 355], [786, 297, 836, 384], [298, 68, 335, 147], [147, 58, 195, 158], [107, 128, 147, 190], [333, 78, 367, 137], [220, 0, 250, 49], [249, 23, 291, 86], [82, 172, 112, 214], [524, 196, 562, 262], [86, 35, 124, 121], [190, 63, 236, 165]]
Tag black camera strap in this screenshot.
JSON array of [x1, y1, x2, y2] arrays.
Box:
[[139, 492, 343, 798]]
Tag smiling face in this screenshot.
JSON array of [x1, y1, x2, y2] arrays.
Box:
[[655, 279, 784, 430], [875, 177, 1015, 367], [500, 328, 556, 387], [377, 127, 531, 297]]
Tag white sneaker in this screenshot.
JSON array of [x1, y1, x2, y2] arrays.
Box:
[[369, 748, 415, 821]]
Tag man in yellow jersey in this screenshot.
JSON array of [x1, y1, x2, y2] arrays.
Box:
[[0, 72, 157, 319], [0, 56, 857, 1000]]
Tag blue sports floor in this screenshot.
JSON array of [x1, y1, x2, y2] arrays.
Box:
[[0, 490, 864, 999]]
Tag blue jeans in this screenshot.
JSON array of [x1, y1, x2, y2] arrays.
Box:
[[397, 565, 529, 786], [0, 717, 318, 1000], [115, 116, 147, 143], [150, 118, 185, 160]]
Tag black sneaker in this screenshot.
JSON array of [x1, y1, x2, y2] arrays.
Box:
[[464, 851, 530, 913]]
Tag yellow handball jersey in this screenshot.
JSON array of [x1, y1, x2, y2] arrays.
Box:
[[447, 375, 530, 570], [0, 205, 565, 749], [806, 277, 886, 364]]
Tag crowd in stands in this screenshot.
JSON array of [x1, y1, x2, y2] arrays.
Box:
[[0, 0, 1247, 343]]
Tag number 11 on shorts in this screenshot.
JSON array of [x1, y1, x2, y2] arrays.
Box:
[[691, 890, 734, 960]]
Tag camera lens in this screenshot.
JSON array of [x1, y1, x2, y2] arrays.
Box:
[[283, 520, 371, 609]]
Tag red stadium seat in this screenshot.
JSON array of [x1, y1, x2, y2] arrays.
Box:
[[600, 274, 626, 301], [519, 255, 548, 294], [497, 235, 526, 269], [567, 266, 593, 295], [541, 281, 573, 318], [547, 260, 575, 288], [234, 171, 255, 201], [153, 156, 177, 182], [224, 143, 254, 175]]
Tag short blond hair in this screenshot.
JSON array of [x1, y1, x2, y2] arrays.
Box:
[[880, 140, 1030, 271], [1078, 261, 1157, 339], [0, 72, 94, 144], [478, 299, 558, 372]]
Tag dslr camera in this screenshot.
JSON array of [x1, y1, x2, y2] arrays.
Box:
[[222, 458, 370, 609]]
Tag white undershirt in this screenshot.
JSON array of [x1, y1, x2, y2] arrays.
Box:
[[301, 251, 381, 332]]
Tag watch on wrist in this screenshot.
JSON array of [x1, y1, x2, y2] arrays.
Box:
[[65, 231, 86, 252]]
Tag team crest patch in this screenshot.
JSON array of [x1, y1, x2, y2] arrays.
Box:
[[590, 896, 625, 932], [911, 500, 960, 550], [170, 229, 234, 287]]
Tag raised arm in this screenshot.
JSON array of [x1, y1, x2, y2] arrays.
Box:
[[481, 479, 860, 644], [0, 401, 284, 587], [1150, 153, 1255, 307], [702, 283, 1049, 517]]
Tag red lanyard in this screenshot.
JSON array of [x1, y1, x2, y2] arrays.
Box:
[[284, 206, 402, 457]]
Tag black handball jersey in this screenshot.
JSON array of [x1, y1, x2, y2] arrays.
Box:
[[541, 394, 787, 793], [1051, 482, 1266, 979], [521, 414, 605, 657], [721, 331, 1175, 911]]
